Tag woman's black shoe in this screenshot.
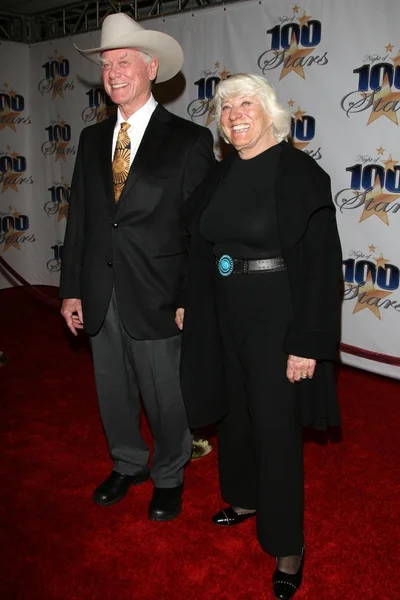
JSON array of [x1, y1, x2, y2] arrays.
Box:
[[212, 506, 256, 526], [272, 548, 305, 600]]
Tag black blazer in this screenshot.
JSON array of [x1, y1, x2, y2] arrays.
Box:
[[59, 104, 215, 338], [180, 142, 343, 430]]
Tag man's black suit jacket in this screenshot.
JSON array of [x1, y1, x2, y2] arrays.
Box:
[[59, 104, 215, 339]]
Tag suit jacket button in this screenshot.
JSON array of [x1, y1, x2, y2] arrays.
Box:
[[107, 261, 113, 267], [112, 222, 118, 228]]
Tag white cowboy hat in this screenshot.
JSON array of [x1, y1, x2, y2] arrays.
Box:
[[75, 13, 183, 83]]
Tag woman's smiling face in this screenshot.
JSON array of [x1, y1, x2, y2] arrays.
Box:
[[220, 95, 275, 158]]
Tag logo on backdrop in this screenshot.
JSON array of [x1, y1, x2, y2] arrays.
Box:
[[44, 178, 70, 221], [187, 62, 231, 126], [0, 146, 33, 193], [334, 147, 400, 225], [38, 50, 75, 99], [0, 207, 35, 252], [46, 242, 63, 273], [343, 245, 400, 319], [341, 43, 400, 125], [41, 116, 76, 162], [81, 86, 114, 124], [258, 4, 328, 80], [0, 82, 31, 132], [287, 99, 321, 160]]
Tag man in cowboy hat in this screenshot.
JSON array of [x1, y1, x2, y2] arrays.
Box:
[[60, 13, 214, 521]]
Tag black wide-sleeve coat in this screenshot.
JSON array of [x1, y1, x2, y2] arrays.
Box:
[[180, 141, 343, 431]]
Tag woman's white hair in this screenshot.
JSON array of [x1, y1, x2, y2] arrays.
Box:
[[213, 73, 291, 143]]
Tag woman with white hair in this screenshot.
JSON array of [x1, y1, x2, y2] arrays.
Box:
[[177, 74, 342, 599]]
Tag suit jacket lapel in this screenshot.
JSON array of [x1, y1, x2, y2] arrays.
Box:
[[116, 105, 171, 208], [97, 115, 116, 210]]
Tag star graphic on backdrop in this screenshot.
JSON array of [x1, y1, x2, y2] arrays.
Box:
[[390, 50, 400, 68], [55, 141, 68, 162], [385, 43, 394, 53], [52, 77, 67, 99], [359, 174, 399, 225], [279, 33, 314, 80], [294, 106, 306, 121], [292, 4, 300, 13], [287, 99, 295, 107], [298, 11, 312, 27], [205, 102, 216, 127], [0, 111, 19, 132], [2, 227, 21, 252], [367, 73, 400, 125], [214, 61, 220, 69], [376, 146, 385, 155], [292, 140, 309, 151], [57, 199, 69, 222], [219, 67, 230, 80], [368, 244, 377, 253], [202, 67, 230, 126], [374, 253, 390, 270], [383, 154, 398, 171], [1, 170, 19, 193], [213, 144, 223, 161], [352, 272, 392, 319], [291, 105, 309, 150]]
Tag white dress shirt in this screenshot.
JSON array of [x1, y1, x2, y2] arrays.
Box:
[[112, 94, 158, 168]]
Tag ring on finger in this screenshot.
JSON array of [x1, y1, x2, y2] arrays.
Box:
[[300, 373, 307, 379]]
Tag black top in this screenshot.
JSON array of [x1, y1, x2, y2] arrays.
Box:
[[200, 142, 283, 259]]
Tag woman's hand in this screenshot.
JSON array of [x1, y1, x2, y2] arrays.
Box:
[[175, 308, 185, 330], [286, 355, 316, 383]]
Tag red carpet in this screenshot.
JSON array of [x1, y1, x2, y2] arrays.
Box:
[[1, 286, 399, 599]]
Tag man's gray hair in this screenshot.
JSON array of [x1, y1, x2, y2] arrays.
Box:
[[140, 51, 153, 63], [212, 73, 291, 143]]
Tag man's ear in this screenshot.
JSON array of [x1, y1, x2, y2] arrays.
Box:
[[148, 57, 159, 81]]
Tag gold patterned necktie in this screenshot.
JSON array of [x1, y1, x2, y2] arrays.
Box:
[[112, 122, 131, 203]]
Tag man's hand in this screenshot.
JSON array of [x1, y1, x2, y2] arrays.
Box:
[[286, 355, 316, 383], [175, 308, 185, 330], [61, 298, 84, 336]]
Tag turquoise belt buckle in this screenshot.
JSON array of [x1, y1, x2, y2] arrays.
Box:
[[218, 254, 234, 277]]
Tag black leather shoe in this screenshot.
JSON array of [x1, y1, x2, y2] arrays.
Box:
[[273, 548, 305, 600], [212, 506, 256, 526], [93, 469, 149, 507], [148, 485, 183, 522]]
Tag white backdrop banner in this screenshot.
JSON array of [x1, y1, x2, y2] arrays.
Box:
[[0, 0, 399, 377]]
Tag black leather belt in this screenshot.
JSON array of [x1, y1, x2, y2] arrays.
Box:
[[216, 254, 286, 277]]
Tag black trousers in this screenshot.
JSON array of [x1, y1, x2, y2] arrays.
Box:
[[214, 267, 304, 557], [91, 291, 192, 488]]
